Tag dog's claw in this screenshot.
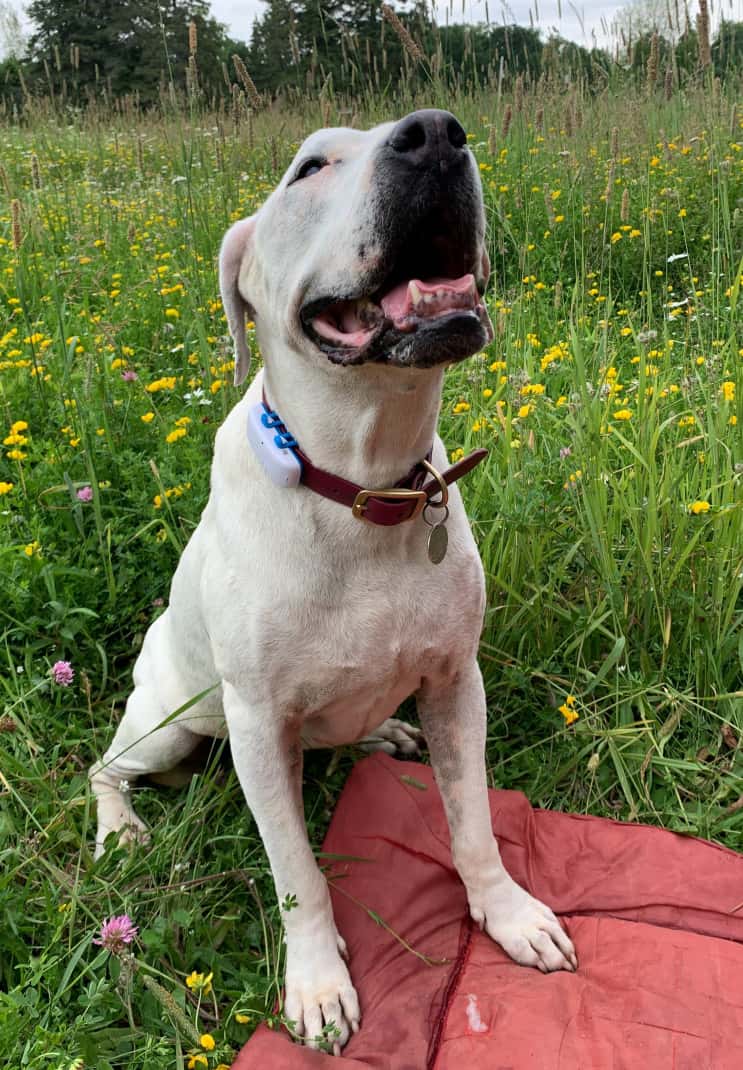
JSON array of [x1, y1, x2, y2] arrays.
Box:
[[468, 873, 577, 974], [359, 717, 425, 758], [284, 935, 360, 1055]]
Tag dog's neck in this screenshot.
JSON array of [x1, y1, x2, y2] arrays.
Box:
[[263, 359, 446, 488]]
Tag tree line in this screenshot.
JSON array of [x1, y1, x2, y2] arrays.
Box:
[[0, 0, 741, 113]]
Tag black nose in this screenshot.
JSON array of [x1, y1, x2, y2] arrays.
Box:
[[388, 109, 467, 171]]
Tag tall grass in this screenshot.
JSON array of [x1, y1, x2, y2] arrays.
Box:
[[0, 68, 741, 1068]]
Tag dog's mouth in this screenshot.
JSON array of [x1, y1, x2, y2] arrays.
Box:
[[300, 241, 492, 367]]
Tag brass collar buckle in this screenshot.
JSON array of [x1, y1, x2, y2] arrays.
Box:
[[352, 487, 427, 522]]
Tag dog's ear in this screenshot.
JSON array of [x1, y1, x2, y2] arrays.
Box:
[[219, 216, 256, 386]]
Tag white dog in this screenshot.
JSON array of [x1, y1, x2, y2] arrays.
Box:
[[90, 109, 576, 1054]]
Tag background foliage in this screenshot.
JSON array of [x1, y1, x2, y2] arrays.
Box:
[[1, 0, 743, 111]]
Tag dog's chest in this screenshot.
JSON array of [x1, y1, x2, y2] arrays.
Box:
[[250, 551, 483, 745]]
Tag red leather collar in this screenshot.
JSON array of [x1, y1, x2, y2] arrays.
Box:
[[261, 389, 487, 526]]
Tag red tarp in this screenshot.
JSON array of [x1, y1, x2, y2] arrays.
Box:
[[234, 753, 743, 1069]]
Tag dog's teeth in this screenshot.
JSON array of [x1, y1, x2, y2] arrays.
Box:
[[409, 281, 423, 307]]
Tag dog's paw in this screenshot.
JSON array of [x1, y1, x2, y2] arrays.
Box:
[[93, 812, 150, 861], [359, 717, 424, 757], [284, 944, 360, 1055], [469, 872, 577, 974]]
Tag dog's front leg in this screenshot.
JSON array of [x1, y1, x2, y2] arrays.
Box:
[[223, 682, 360, 1053], [417, 660, 577, 973]]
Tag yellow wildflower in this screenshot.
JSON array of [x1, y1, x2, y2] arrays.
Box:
[[185, 971, 213, 996], [452, 401, 470, 414], [612, 408, 632, 421], [235, 1013, 251, 1024], [200, 1034, 216, 1051], [558, 694, 578, 725], [187, 1056, 207, 1070], [721, 381, 735, 402], [0, 481, 13, 494], [166, 427, 187, 444], [689, 500, 711, 514], [146, 376, 176, 393], [141, 412, 155, 424], [24, 540, 41, 557]]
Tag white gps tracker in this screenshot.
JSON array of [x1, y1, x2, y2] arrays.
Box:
[[247, 403, 303, 488]]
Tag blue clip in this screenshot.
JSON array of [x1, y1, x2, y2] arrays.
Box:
[[274, 430, 298, 451], [261, 409, 283, 430]]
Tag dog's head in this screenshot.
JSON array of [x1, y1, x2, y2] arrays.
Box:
[[220, 109, 493, 385]]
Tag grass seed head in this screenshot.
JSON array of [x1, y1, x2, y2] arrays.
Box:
[[11, 198, 22, 250], [0, 163, 11, 198], [604, 161, 615, 202], [501, 103, 512, 139], [381, 4, 424, 64], [514, 73, 524, 113], [647, 32, 659, 91], [697, 0, 711, 68], [232, 54, 261, 109]]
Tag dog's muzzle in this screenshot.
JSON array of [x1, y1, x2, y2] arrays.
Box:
[[300, 109, 493, 368]]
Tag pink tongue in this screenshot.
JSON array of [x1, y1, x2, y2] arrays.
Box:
[[380, 274, 476, 322]]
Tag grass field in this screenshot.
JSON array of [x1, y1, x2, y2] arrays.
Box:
[[1, 80, 742, 1068]]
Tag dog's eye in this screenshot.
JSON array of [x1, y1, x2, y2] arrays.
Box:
[[294, 158, 326, 182]]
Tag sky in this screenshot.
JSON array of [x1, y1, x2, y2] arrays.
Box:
[[5, 0, 743, 58], [210, 0, 629, 49]]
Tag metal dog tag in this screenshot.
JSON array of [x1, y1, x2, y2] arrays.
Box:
[[423, 502, 450, 565], [427, 522, 448, 564]]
